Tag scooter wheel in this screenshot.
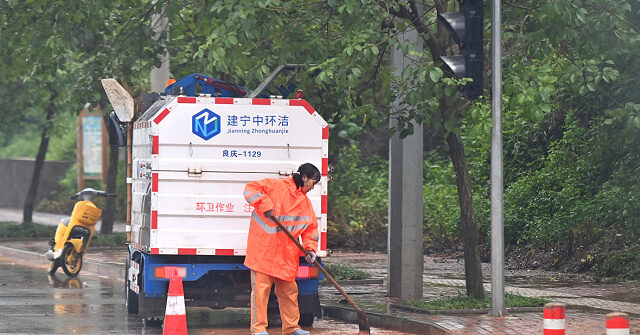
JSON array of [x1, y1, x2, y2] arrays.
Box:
[[61, 244, 83, 277], [48, 260, 59, 275]]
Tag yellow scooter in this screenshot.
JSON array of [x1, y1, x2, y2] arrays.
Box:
[[45, 188, 115, 277]]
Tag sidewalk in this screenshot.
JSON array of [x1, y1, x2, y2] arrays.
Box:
[[321, 252, 640, 334]]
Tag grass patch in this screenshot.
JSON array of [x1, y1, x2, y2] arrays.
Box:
[[91, 232, 127, 247], [325, 264, 372, 280], [0, 221, 56, 238], [0, 221, 126, 247], [405, 293, 549, 310]]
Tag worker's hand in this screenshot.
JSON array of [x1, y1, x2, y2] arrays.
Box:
[[263, 210, 275, 220], [305, 250, 317, 264]]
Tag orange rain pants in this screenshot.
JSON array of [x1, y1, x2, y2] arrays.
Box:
[[250, 270, 302, 335]]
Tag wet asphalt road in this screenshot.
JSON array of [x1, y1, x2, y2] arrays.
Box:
[[0, 259, 410, 335], [0, 260, 149, 334]]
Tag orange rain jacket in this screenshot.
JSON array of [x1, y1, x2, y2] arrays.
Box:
[[243, 176, 319, 282]]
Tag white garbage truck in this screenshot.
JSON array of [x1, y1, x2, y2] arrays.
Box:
[[104, 72, 329, 326]]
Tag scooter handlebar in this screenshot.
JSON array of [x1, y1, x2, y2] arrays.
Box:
[[69, 190, 117, 200]]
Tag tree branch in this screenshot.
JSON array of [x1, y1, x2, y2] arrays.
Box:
[[503, 0, 532, 11], [587, 2, 640, 33]]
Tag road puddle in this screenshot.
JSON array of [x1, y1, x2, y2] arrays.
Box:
[[48, 274, 85, 289]]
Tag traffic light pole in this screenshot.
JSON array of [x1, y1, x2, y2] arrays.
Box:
[[151, 0, 170, 93], [388, 14, 424, 300], [490, 0, 506, 317]]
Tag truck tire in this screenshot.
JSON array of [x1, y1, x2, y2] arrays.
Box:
[[125, 255, 139, 314], [299, 312, 315, 327], [142, 316, 163, 327]]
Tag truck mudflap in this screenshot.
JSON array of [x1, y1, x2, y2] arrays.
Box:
[[296, 258, 324, 324], [297, 291, 322, 317]]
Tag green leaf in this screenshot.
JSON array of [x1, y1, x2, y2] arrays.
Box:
[[429, 68, 443, 83], [345, 46, 353, 56], [444, 117, 456, 132]]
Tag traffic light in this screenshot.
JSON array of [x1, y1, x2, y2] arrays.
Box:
[[438, 0, 483, 99]]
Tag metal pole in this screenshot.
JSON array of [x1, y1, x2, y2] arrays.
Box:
[[490, 0, 505, 316], [150, 0, 169, 93], [388, 10, 424, 299]]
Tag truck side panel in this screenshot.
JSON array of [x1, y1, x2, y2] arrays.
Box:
[[130, 98, 328, 256]]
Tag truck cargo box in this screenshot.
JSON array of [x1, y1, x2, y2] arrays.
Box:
[[129, 96, 328, 257]]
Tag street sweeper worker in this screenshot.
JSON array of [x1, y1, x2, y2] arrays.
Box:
[[243, 163, 321, 335]]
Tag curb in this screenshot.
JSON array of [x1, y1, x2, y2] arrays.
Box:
[[319, 278, 384, 286], [322, 304, 448, 335], [391, 303, 544, 315]]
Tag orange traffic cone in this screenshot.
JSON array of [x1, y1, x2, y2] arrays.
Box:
[[162, 275, 187, 335]]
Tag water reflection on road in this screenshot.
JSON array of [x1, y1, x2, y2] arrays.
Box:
[[0, 259, 412, 335]]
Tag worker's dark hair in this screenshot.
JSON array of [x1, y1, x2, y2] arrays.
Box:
[[293, 163, 321, 188]]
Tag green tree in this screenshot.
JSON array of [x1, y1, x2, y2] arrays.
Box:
[[158, 0, 486, 298], [0, 1, 160, 225]]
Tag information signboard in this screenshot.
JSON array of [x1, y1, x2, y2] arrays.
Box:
[[77, 105, 107, 189]]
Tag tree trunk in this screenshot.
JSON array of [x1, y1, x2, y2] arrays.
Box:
[[447, 131, 485, 299], [100, 138, 119, 234], [23, 93, 57, 224]]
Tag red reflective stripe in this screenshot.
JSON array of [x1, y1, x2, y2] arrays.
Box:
[[543, 330, 565, 335], [321, 232, 327, 250], [153, 108, 170, 124], [164, 314, 187, 333], [296, 266, 318, 278], [544, 306, 565, 319], [178, 248, 197, 255], [322, 126, 329, 139], [215, 249, 234, 255], [150, 248, 159, 254], [152, 136, 159, 154], [607, 316, 630, 328], [151, 211, 158, 229], [252, 98, 271, 105], [177, 97, 196, 103], [321, 195, 327, 213], [289, 99, 314, 114], [215, 97, 233, 104], [322, 158, 328, 176], [152, 173, 158, 192]]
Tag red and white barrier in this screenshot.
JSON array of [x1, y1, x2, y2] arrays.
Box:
[[543, 302, 566, 335], [606, 312, 629, 335], [162, 268, 187, 335]]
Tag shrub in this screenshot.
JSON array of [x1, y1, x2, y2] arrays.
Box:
[[324, 264, 371, 280], [327, 145, 388, 251]]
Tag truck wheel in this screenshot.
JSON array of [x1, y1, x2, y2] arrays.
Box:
[[125, 256, 139, 314], [299, 312, 315, 327], [61, 244, 83, 277], [142, 316, 163, 327]]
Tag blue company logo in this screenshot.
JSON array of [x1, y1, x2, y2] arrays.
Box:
[[192, 109, 221, 140]]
